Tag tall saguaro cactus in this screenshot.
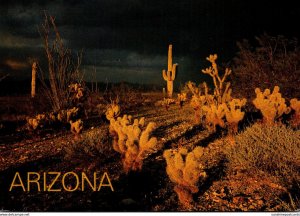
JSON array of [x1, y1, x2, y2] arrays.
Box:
[[162, 44, 177, 97], [31, 62, 37, 98]]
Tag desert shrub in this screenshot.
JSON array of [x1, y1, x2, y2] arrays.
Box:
[[163, 147, 207, 208], [108, 115, 161, 173], [290, 98, 300, 128], [64, 126, 112, 169], [232, 34, 300, 100], [103, 82, 144, 109], [253, 86, 290, 125], [38, 13, 84, 112], [225, 123, 300, 187]]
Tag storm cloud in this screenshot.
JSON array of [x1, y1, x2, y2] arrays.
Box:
[[1, 0, 300, 84]]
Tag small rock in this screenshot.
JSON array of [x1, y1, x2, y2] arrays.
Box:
[[121, 198, 137, 206]]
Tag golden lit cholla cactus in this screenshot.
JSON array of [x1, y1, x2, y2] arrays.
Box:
[[70, 119, 83, 135], [162, 44, 178, 98], [57, 107, 79, 123], [253, 86, 290, 125], [67, 107, 79, 122], [290, 98, 300, 127], [163, 147, 207, 208], [27, 114, 47, 130], [190, 95, 206, 124], [69, 83, 85, 101], [109, 115, 160, 173], [186, 81, 201, 96], [202, 54, 232, 104], [177, 93, 187, 108], [186, 81, 216, 124], [202, 103, 227, 132], [225, 98, 247, 133], [105, 102, 121, 121]]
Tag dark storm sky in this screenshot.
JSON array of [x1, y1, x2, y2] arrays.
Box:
[[1, 0, 300, 85]]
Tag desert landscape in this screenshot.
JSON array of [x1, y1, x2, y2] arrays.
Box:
[[1, 1, 300, 212]]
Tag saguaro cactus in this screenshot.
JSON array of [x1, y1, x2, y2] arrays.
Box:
[[162, 45, 177, 97], [31, 62, 37, 98]]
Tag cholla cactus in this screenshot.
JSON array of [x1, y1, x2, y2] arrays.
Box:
[[253, 86, 291, 125], [67, 107, 79, 122], [109, 115, 159, 173], [69, 83, 85, 100], [177, 93, 187, 108], [290, 98, 300, 127], [70, 119, 83, 135], [190, 95, 207, 124], [105, 103, 120, 121], [48, 112, 56, 122], [225, 98, 247, 133], [202, 103, 227, 132], [57, 110, 67, 122], [187, 81, 213, 124], [27, 114, 47, 130], [201, 54, 232, 104], [163, 147, 207, 208], [56, 107, 79, 123], [186, 81, 200, 96]]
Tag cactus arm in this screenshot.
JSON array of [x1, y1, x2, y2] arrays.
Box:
[[162, 69, 168, 81], [171, 63, 177, 80]]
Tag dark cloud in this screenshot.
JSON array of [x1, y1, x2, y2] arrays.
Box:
[[1, 0, 300, 84]]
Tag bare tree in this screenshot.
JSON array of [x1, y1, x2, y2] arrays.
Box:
[[38, 13, 83, 111]]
